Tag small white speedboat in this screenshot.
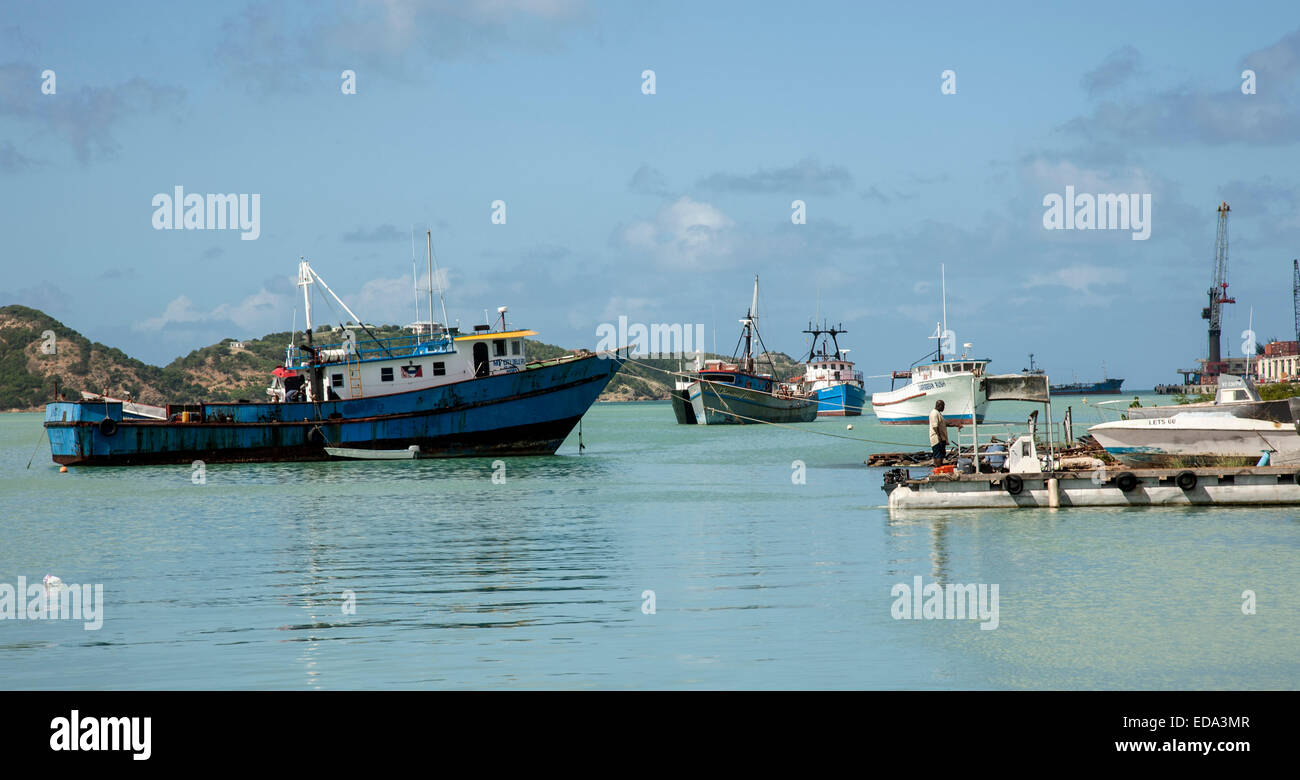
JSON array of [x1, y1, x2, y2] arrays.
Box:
[[325, 445, 421, 460], [1089, 412, 1300, 467]]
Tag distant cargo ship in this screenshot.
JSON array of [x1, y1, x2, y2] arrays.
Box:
[[1022, 354, 1124, 395], [1050, 377, 1124, 395]]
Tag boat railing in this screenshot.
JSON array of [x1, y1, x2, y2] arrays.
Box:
[[287, 332, 456, 368]]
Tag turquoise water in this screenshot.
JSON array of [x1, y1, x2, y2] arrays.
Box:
[[1, 397, 1296, 690]]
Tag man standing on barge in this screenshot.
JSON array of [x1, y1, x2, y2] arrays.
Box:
[[929, 400, 949, 467]]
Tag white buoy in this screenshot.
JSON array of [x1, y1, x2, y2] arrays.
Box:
[[846, 424, 854, 430]]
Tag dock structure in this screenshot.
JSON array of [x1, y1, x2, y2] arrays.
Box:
[[883, 466, 1300, 511]]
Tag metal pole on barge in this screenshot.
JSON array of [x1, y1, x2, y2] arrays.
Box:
[[969, 374, 978, 470]]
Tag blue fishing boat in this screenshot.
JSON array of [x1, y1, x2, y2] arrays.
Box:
[[44, 254, 621, 465], [798, 322, 866, 416]]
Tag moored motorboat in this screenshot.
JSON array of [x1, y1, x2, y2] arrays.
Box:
[[1125, 375, 1291, 422], [1089, 411, 1300, 467]]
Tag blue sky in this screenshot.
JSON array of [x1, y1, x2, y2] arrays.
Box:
[[2, 1, 1299, 389]]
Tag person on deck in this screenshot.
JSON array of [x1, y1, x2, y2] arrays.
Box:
[[929, 400, 949, 467]]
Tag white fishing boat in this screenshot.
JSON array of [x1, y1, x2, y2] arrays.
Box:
[[1089, 412, 1300, 467], [872, 355, 990, 424], [871, 265, 989, 425]]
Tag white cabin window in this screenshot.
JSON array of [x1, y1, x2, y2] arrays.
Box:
[[331, 374, 343, 387], [511, 340, 521, 355], [433, 362, 446, 376], [494, 339, 507, 357], [380, 367, 393, 382]]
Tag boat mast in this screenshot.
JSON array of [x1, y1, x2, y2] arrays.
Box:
[[428, 229, 451, 331], [802, 321, 824, 362], [744, 276, 758, 370], [410, 227, 418, 327], [297, 256, 321, 402], [298, 257, 314, 343], [426, 230, 435, 331], [940, 263, 947, 361]]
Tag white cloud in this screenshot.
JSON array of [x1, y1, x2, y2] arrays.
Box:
[[136, 289, 285, 334], [619, 196, 737, 270], [1024, 265, 1126, 300]]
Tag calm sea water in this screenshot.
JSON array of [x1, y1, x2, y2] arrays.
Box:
[[1, 397, 1296, 690]]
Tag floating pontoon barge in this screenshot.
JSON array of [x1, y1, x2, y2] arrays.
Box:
[[883, 465, 1300, 511]]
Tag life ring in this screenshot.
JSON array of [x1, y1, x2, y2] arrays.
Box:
[[1004, 474, 1024, 495], [1116, 472, 1138, 492], [98, 418, 117, 436], [1175, 471, 1197, 491]]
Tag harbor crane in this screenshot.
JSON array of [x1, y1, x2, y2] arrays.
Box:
[[1201, 202, 1235, 375], [1293, 259, 1299, 344]]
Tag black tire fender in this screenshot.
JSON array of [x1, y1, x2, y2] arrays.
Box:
[[1004, 474, 1024, 495], [98, 417, 117, 436], [1116, 471, 1138, 492], [1175, 470, 1197, 491]]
